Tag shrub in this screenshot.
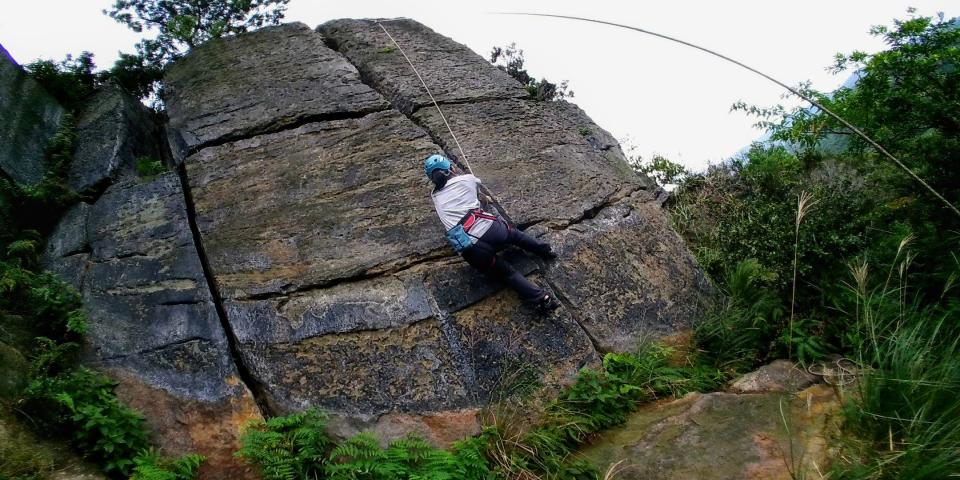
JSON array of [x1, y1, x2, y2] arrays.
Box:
[[136, 156, 166, 177], [827, 249, 960, 479], [22, 367, 150, 476], [489, 43, 573, 101], [236, 408, 332, 480]]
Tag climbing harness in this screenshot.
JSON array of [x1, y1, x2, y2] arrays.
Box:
[[445, 208, 499, 252], [495, 12, 960, 219]]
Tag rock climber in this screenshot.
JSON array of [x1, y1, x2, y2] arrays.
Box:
[[424, 154, 560, 312]]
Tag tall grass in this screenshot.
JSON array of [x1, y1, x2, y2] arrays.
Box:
[[789, 191, 818, 360], [829, 245, 960, 479]]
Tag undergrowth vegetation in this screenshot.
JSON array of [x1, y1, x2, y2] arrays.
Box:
[[236, 343, 728, 480], [659, 11, 960, 478]]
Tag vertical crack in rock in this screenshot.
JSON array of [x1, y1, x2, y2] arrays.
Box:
[[542, 275, 604, 356], [175, 162, 274, 417]]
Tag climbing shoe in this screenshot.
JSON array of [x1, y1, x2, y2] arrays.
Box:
[[536, 294, 560, 313], [537, 246, 558, 260]]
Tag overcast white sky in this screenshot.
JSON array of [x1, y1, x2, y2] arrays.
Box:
[[1, 1, 952, 171]]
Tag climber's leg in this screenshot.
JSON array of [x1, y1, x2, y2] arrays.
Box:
[[480, 218, 555, 258], [504, 222, 555, 258], [462, 240, 545, 303]]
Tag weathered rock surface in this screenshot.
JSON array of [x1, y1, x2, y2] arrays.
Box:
[[68, 85, 162, 193], [164, 22, 389, 153], [320, 19, 528, 114], [319, 18, 653, 225], [579, 384, 840, 480], [538, 193, 714, 352], [45, 202, 91, 258], [184, 110, 445, 300], [47, 173, 261, 479], [0, 43, 65, 185], [729, 359, 819, 394]]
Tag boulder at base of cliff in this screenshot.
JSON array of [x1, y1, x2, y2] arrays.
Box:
[[579, 368, 840, 480]]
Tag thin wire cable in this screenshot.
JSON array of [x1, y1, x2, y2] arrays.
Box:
[[376, 21, 475, 176], [495, 12, 960, 218]]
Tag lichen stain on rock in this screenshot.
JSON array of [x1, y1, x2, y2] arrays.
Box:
[[107, 369, 262, 480], [244, 318, 471, 416], [447, 284, 601, 399]]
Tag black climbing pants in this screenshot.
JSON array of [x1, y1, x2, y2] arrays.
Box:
[[460, 218, 550, 303]]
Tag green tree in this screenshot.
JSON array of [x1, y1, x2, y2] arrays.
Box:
[[24, 52, 98, 110], [490, 43, 573, 101], [735, 10, 960, 293], [105, 0, 291, 68], [630, 153, 688, 186]]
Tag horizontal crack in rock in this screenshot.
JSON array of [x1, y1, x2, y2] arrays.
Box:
[[238, 247, 456, 302], [183, 106, 390, 157], [96, 336, 210, 362], [540, 184, 649, 231]]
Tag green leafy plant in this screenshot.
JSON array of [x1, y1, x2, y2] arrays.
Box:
[[22, 368, 150, 476], [130, 449, 205, 480], [489, 43, 573, 101], [136, 156, 166, 177], [105, 0, 291, 68], [236, 408, 332, 480], [25, 53, 98, 110], [630, 153, 689, 186]]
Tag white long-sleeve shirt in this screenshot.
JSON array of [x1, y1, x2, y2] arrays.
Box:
[[430, 174, 494, 238]]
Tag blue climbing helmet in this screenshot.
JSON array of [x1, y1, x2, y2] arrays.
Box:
[[423, 154, 451, 178]]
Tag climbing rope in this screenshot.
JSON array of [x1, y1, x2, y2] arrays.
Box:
[[807, 357, 861, 387], [375, 21, 476, 176], [375, 21, 516, 226], [495, 12, 960, 219]]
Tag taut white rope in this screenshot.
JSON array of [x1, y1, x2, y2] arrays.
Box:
[[376, 21, 476, 176]]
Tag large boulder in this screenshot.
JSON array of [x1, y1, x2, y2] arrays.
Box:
[[12, 15, 713, 466], [579, 384, 841, 480], [68, 84, 162, 194], [163, 22, 389, 155], [0, 43, 65, 185], [169, 21, 609, 443]]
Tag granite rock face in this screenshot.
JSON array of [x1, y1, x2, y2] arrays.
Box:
[[164, 22, 389, 154], [580, 384, 840, 480], [68, 85, 162, 193], [0, 43, 65, 185], [184, 111, 446, 300], [320, 19, 653, 226], [538, 193, 714, 352], [320, 19, 528, 114], [45, 174, 261, 479]]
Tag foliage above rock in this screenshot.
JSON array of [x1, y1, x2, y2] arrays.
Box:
[[105, 0, 291, 67]]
